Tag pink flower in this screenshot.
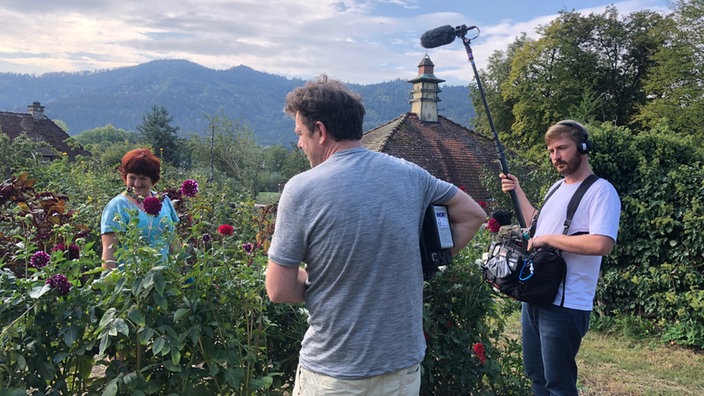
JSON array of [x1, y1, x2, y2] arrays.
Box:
[[143, 196, 163, 216], [473, 342, 487, 364], [180, 179, 199, 197], [486, 217, 501, 233], [30, 251, 50, 269], [51, 243, 66, 253], [217, 224, 234, 236], [46, 274, 71, 295]]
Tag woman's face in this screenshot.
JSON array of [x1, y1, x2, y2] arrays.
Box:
[[124, 173, 154, 197]]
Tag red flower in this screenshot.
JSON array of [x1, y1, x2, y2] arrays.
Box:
[[473, 342, 487, 364], [218, 224, 234, 236], [486, 217, 501, 233], [477, 201, 487, 209], [143, 196, 163, 216]]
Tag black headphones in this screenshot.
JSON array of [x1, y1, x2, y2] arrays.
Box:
[[557, 120, 591, 154]]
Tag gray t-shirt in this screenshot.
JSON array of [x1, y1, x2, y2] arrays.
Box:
[[268, 147, 457, 379]]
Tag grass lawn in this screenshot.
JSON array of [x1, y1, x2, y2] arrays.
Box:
[[503, 309, 704, 395], [577, 331, 704, 395]]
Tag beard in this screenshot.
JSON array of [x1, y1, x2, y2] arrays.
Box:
[[553, 154, 582, 176]]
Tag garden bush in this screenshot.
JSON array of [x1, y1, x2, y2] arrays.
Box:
[[590, 123, 704, 348], [1, 165, 525, 394]]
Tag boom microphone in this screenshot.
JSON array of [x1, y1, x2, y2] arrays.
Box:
[[420, 25, 456, 49]]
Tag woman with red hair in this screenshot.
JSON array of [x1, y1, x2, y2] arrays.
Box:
[[100, 148, 179, 269]]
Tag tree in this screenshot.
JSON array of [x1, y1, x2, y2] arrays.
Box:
[[636, 0, 704, 140], [481, 7, 669, 151], [73, 124, 138, 146], [189, 113, 262, 196], [258, 144, 308, 192], [470, 34, 527, 140], [136, 105, 182, 166]]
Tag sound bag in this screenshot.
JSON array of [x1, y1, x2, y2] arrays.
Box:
[[481, 174, 599, 305]]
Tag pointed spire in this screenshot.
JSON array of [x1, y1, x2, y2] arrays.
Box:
[[408, 54, 445, 122]]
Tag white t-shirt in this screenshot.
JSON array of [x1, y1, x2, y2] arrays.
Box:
[[534, 177, 621, 311]]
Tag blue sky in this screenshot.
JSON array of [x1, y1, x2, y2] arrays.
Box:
[[0, 0, 671, 85]]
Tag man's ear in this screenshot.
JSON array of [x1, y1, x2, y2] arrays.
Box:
[[315, 121, 328, 143]]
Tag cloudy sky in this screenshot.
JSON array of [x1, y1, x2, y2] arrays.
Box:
[[1, 0, 670, 86]]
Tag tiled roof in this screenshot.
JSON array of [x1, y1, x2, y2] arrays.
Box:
[[362, 112, 499, 200], [0, 110, 88, 160]]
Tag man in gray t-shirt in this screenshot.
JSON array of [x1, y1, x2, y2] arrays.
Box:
[[265, 75, 487, 395]]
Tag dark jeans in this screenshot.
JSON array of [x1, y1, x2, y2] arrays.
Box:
[[521, 302, 590, 396]]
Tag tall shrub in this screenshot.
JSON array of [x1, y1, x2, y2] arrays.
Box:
[[591, 123, 704, 348]]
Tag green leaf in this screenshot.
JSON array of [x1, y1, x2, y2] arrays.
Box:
[[153, 292, 167, 309], [123, 372, 139, 387], [142, 272, 154, 291], [224, 367, 245, 387], [207, 362, 220, 377], [139, 327, 155, 344], [154, 272, 166, 295], [251, 375, 274, 390], [62, 326, 78, 347], [153, 336, 165, 355], [173, 307, 190, 322], [99, 335, 111, 356], [114, 318, 130, 336], [29, 284, 51, 299], [163, 359, 182, 372], [98, 307, 117, 328], [101, 381, 118, 396], [171, 348, 181, 365], [128, 309, 146, 327]]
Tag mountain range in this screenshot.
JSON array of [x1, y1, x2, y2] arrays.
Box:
[[0, 59, 475, 147]]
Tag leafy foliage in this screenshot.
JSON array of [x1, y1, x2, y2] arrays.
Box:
[[422, 230, 530, 395], [0, 132, 52, 179], [636, 0, 704, 139], [590, 123, 704, 348], [0, 142, 528, 393], [475, 6, 671, 149]]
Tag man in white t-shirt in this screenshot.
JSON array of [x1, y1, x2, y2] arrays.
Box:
[[500, 120, 621, 396]]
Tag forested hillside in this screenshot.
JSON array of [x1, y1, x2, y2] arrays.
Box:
[[0, 60, 474, 146]]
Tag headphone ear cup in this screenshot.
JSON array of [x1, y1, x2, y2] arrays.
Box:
[[579, 139, 592, 154], [557, 120, 591, 153]]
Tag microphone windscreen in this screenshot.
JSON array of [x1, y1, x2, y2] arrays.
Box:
[[420, 25, 456, 49]]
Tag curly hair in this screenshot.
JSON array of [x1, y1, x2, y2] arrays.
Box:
[[283, 74, 365, 141]]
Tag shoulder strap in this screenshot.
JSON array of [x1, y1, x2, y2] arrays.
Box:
[[542, 181, 562, 205], [530, 174, 599, 237], [562, 174, 599, 234]]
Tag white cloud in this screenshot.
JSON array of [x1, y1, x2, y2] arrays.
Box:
[[0, 0, 671, 84]]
